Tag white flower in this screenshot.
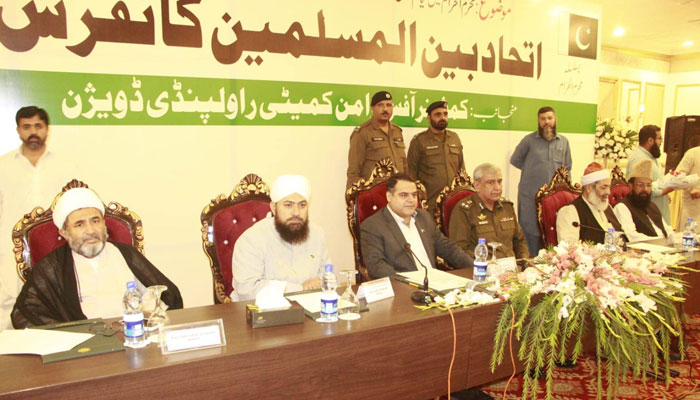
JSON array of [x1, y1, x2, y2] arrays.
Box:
[[632, 292, 657, 313], [520, 267, 541, 285]]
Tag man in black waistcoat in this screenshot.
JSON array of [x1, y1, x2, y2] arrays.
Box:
[[613, 159, 675, 243], [556, 162, 623, 244]]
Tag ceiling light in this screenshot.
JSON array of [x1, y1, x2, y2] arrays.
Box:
[[683, 41, 694, 47], [613, 27, 625, 37]]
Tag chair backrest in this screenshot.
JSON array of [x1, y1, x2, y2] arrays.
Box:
[[12, 179, 144, 282], [608, 165, 630, 207], [535, 167, 582, 247], [434, 170, 475, 237], [345, 158, 426, 282], [201, 173, 271, 304]]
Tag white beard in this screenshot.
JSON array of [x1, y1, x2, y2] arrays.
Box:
[[587, 192, 609, 211]]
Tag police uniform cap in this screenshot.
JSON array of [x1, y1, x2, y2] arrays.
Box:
[[371, 91, 392, 106], [427, 101, 448, 115]]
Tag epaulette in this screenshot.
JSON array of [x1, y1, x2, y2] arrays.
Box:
[[500, 197, 513, 203], [460, 198, 474, 209]]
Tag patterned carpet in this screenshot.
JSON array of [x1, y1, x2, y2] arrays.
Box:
[[477, 315, 700, 400]]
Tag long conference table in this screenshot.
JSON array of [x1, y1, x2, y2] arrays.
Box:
[[0, 269, 519, 399], [2, 244, 700, 399]]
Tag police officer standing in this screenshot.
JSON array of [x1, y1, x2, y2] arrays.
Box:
[[407, 101, 464, 213], [346, 91, 408, 189], [449, 163, 529, 259]]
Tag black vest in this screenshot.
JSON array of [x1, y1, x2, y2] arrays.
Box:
[[619, 195, 667, 238], [571, 196, 623, 244]]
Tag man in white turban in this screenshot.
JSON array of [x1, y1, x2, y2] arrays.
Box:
[[556, 162, 623, 245], [231, 175, 331, 301], [12, 188, 182, 328]]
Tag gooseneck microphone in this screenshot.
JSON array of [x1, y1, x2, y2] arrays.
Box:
[[404, 243, 434, 304], [571, 221, 627, 250]]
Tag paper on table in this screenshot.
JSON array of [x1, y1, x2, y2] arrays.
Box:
[[285, 291, 354, 314], [397, 269, 470, 292], [627, 242, 679, 253], [0, 329, 94, 356]]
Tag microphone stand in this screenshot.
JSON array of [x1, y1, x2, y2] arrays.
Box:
[[572, 221, 627, 251], [404, 244, 434, 305]]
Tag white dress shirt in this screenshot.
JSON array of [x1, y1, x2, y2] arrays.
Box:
[[387, 206, 432, 270], [556, 196, 613, 244], [73, 242, 144, 319], [613, 201, 675, 243], [0, 146, 78, 330]]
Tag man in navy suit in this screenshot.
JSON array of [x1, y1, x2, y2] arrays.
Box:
[[360, 173, 474, 279]]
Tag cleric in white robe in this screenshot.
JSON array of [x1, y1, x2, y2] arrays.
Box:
[[11, 188, 182, 328]]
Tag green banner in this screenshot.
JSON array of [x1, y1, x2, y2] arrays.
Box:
[[0, 69, 595, 133]]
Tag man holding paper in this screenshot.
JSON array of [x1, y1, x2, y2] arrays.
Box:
[[12, 187, 182, 328], [231, 175, 331, 301], [360, 173, 473, 279]]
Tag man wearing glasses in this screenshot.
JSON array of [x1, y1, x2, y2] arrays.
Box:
[[614, 159, 675, 242], [626, 124, 674, 224]]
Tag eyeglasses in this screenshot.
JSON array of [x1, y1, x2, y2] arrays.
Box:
[[634, 182, 653, 189], [89, 320, 123, 337]]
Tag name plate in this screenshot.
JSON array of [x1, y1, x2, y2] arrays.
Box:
[[160, 319, 226, 355], [356, 277, 394, 303]]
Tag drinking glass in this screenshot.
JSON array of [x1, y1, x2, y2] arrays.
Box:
[[487, 242, 503, 279], [145, 285, 169, 345], [338, 270, 361, 321]]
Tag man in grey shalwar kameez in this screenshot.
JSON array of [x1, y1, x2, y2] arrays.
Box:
[[510, 106, 572, 256]]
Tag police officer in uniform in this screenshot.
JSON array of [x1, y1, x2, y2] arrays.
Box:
[[407, 101, 464, 213], [449, 163, 529, 259], [346, 91, 408, 189]]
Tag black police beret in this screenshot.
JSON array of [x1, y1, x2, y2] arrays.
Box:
[[371, 91, 392, 106]]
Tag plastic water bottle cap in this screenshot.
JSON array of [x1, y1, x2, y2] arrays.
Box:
[[478, 238, 486, 244], [689, 218, 694, 222], [608, 228, 614, 232], [126, 281, 136, 289], [324, 264, 333, 273]]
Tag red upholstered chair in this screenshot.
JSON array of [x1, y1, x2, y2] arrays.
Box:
[[435, 170, 475, 237], [345, 158, 427, 282], [608, 165, 630, 207], [535, 167, 582, 247], [12, 179, 144, 283], [201, 174, 271, 304]]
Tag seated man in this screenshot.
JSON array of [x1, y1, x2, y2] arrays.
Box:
[[556, 162, 623, 244], [12, 188, 183, 328], [613, 159, 674, 242], [231, 175, 331, 301], [360, 173, 473, 279], [449, 163, 529, 259]]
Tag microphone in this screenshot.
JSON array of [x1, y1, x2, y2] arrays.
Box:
[[403, 243, 434, 305], [571, 221, 627, 250], [467, 282, 508, 302]]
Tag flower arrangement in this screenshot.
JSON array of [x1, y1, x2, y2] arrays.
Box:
[[594, 118, 638, 161], [490, 241, 691, 400]]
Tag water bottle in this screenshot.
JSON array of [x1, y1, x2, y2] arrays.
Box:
[[683, 218, 696, 250], [604, 228, 617, 252], [123, 281, 147, 348], [474, 238, 489, 283], [318, 264, 338, 322]]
